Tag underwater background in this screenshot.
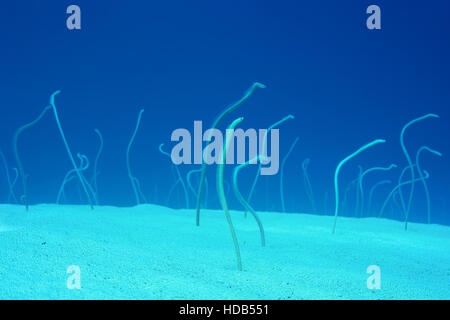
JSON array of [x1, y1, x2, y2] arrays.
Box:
[[0, 0, 449, 226]]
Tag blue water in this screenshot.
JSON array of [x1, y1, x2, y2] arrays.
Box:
[[0, 1, 449, 226]]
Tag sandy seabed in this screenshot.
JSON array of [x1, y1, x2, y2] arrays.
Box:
[[0, 203, 448, 299]]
